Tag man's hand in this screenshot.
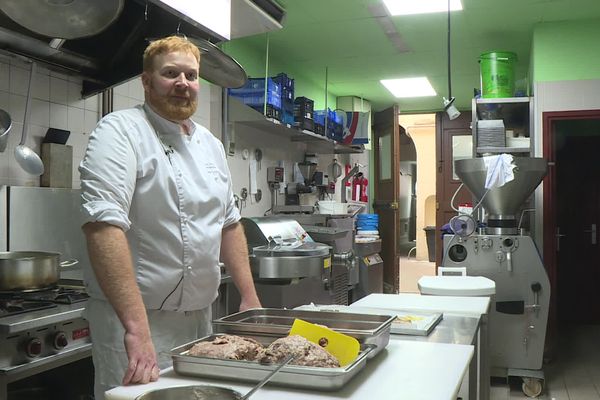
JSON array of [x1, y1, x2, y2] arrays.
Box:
[[122, 329, 160, 385], [221, 223, 262, 312], [239, 296, 262, 312]]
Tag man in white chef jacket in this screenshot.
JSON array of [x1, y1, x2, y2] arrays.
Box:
[[79, 36, 261, 398]]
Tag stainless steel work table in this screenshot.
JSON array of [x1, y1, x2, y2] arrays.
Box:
[[351, 293, 491, 400], [393, 315, 480, 400]]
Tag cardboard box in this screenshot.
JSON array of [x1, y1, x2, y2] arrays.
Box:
[[40, 143, 73, 188]]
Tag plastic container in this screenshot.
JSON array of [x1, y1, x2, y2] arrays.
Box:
[[479, 51, 517, 98], [317, 200, 348, 214], [424, 226, 436, 262], [228, 78, 282, 109], [357, 214, 379, 231]]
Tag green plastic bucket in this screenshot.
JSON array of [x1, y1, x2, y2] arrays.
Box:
[[479, 51, 517, 98]]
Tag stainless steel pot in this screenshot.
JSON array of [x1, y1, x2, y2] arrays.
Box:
[[135, 385, 242, 400], [0, 251, 78, 292]]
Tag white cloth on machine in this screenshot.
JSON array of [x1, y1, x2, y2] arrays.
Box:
[[483, 154, 516, 189]]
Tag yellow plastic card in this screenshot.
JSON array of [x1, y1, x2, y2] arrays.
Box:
[[289, 318, 360, 366]]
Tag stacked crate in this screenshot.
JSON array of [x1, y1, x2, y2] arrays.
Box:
[[228, 78, 282, 121], [314, 109, 343, 140], [293, 97, 314, 132], [272, 73, 295, 125]]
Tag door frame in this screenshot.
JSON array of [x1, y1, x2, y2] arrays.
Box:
[[373, 105, 401, 293], [542, 109, 600, 346]]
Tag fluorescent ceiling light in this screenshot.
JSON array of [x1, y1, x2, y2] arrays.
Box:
[[383, 0, 463, 16], [381, 77, 437, 98]]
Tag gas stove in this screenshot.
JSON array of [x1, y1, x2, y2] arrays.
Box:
[[0, 285, 91, 398], [0, 287, 89, 319]]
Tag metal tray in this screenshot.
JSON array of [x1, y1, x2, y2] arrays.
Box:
[[212, 308, 394, 358], [171, 333, 374, 391]]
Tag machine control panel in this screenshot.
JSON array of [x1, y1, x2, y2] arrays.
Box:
[[267, 166, 284, 183]]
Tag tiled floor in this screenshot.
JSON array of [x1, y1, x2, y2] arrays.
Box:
[[490, 324, 600, 399]]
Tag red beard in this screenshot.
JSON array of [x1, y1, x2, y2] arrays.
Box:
[[147, 88, 198, 121]]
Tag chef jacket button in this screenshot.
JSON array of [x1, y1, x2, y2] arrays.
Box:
[[186, 265, 192, 271]]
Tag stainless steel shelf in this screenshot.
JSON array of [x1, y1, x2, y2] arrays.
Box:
[[475, 97, 531, 104], [228, 96, 363, 154], [476, 147, 531, 154]]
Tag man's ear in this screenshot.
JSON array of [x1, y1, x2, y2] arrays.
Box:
[[141, 72, 151, 92]]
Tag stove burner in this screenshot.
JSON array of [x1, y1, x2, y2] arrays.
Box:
[[17, 287, 90, 304], [0, 286, 89, 318], [0, 299, 56, 317]]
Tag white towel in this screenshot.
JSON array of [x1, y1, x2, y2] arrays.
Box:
[[483, 154, 516, 189]]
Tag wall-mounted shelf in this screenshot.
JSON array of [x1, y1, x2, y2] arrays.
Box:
[[228, 96, 363, 154], [472, 97, 533, 157], [476, 146, 531, 154]]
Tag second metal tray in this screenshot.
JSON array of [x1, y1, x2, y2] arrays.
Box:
[[212, 308, 394, 358], [171, 333, 374, 391]]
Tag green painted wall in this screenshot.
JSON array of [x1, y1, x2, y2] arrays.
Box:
[[222, 36, 336, 110], [533, 18, 600, 82]]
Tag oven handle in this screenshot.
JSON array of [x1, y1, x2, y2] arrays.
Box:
[[0, 343, 91, 378]]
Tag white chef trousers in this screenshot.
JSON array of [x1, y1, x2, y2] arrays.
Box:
[[84, 298, 212, 399]]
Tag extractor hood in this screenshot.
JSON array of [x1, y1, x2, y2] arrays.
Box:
[[0, 0, 285, 97]]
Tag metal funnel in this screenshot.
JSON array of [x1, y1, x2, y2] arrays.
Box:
[[455, 157, 548, 221], [298, 162, 317, 183]]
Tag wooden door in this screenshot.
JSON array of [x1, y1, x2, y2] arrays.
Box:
[[435, 112, 472, 266], [556, 134, 600, 323], [543, 110, 600, 356], [373, 106, 401, 293]]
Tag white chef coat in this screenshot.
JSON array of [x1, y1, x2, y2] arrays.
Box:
[[79, 103, 240, 312]]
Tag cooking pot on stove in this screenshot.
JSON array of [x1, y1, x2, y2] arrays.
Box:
[[0, 251, 78, 292], [135, 385, 243, 400]]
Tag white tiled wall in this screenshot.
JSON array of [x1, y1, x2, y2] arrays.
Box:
[[0, 56, 100, 187], [0, 55, 347, 219], [0, 57, 219, 189]]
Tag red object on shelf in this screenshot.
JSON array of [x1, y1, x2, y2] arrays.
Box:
[[352, 173, 368, 202]]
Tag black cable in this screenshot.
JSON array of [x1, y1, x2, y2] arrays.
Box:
[[158, 275, 183, 310], [447, 0, 452, 98]]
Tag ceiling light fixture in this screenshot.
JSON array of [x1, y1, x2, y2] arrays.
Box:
[[443, 0, 460, 120], [382, 0, 462, 16], [381, 77, 437, 98]]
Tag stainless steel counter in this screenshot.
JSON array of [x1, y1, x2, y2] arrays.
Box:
[[396, 314, 479, 346]]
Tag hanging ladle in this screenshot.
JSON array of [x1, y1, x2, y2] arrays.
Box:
[[14, 61, 44, 176]]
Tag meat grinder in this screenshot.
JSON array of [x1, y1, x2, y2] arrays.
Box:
[[441, 157, 550, 389]]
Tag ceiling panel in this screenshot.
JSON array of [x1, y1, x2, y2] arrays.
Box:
[[227, 0, 600, 112]]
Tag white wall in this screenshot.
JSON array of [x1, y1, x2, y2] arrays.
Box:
[[0, 56, 99, 187], [226, 124, 307, 217], [0, 56, 323, 219]]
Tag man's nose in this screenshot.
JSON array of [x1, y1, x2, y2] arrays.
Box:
[[174, 73, 189, 86]]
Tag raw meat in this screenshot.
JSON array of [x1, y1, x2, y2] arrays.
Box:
[[188, 334, 264, 361], [260, 334, 340, 368]]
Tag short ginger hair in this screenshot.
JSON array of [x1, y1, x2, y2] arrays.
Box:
[[143, 36, 201, 72]]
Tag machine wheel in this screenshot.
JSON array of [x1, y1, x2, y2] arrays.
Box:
[[521, 377, 543, 398]]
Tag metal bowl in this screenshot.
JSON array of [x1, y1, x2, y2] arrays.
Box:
[[135, 385, 242, 400]]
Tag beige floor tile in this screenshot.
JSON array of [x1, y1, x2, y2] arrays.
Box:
[[398, 257, 436, 293]]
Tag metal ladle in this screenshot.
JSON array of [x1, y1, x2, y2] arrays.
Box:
[[14, 61, 44, 176]]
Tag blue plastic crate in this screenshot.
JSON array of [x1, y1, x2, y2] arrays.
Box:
[[314, 109, 344, 141], [228, 78, 282, 110]]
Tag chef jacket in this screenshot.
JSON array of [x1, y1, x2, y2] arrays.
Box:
[[79, 103, 240, 312]]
